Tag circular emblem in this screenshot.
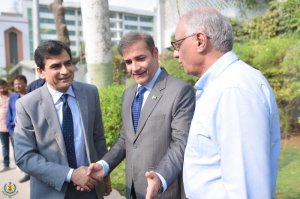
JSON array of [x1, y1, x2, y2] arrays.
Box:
[[2, 182, 18, 197]]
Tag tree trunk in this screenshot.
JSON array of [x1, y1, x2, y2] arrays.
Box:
[[49, 0, 70, 46], [81, 0, 113, 88]]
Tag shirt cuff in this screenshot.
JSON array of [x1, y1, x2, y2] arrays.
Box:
[[156, 172, 167, 192], [97, 160, 110, 177], [66, 168, 74, 182]]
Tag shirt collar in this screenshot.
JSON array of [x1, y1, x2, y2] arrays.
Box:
[[194, 51, 239, 91], [137, 67, 162, 91], [46, 83, 75, 104]]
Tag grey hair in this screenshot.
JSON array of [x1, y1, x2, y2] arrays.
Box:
[[182, 7, 233, 53], [118, 31, 155, 55]]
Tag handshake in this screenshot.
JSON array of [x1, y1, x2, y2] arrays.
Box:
[[71, 163, 111, 196]]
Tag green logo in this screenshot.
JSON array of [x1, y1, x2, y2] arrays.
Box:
[[2, 182, 18, 198]]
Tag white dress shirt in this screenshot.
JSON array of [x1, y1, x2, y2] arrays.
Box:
[[183, 51, 281, 199], [47, 84, 88, 182]]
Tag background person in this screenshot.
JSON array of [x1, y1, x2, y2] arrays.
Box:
[[6, 75, 30, 183], [0, 79, 11, 172], [172, 7, 281, 199]]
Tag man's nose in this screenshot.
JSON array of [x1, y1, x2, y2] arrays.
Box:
[[131, 61, 139, 71], [60, 65, 69, 73], [173, 50, 179, 58]]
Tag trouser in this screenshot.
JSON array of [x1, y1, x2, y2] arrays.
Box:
[[0, 132, 10, 167], [64, 183, 98, 199]]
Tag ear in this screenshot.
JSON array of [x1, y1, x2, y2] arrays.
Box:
[[196, 32, 208, 52], [36, 67, 46, 79], [153, 47, 159, 59]]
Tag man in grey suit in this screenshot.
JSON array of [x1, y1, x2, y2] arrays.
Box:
[[87, 32, 195, 199], [13, 40, 110, 199]]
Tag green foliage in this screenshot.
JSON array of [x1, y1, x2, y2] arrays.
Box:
[[99, 84, 125, 148], [232, 0, 300, 42], [99, 84, 127, 194], [276, 145, 300, 198], [111, 45, 129, 84], [233, 36, 300, 133], [160, 51, 198, 85]]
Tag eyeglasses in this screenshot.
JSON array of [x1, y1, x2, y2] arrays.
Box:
[[171, 33, 195, 51]]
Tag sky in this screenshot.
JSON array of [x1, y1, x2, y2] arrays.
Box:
[[0, 0, 158, 13]]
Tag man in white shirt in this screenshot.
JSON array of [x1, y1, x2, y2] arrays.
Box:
[[172, 7, 281, 199]]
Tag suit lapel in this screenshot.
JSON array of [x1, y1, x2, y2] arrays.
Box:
[[72, 82, 91, 163], [134, 69, 167, 141], [40, 84, 68, 159]]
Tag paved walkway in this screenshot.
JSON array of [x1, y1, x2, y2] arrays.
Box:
[[0, 140, 125, 199]]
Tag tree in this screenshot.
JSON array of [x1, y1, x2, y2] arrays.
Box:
[[49, 0, 70, 46], [81, 0, 113, 88]]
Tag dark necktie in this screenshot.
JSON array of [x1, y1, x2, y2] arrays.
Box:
[[61, 94, 77, 169], [132, 87, 146, 132]]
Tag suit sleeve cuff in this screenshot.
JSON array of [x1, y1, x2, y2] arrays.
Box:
[[97, 160, 110, 177], [156, 172, 167, 192], [66, 168, 74, 182]]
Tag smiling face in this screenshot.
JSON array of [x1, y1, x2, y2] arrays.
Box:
[[123, 40, 159, 86], [37, 49, 74, 92]]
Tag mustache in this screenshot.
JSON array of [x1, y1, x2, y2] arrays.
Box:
[[132, 69, 147, 75]]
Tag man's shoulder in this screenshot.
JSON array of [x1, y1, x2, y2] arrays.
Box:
[[73, 81, 97, 89]]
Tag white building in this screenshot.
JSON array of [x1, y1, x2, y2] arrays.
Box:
[[21, 0, 156, 59], [0, 12, 30, 78]]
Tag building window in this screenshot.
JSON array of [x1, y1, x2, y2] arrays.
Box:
[[110, 23, 116, 28], [110, 12, 116, 19], [40, 18, 55, 24], [70, 41, 76, 46], [111, 32, 117, 38], [4, 27, 23, 66], [9, 32, 18, 64], [140, 26, 153, 31], [65, 9, 75, 15], [69, 31, 76, 36], [140, 16, 153, 22], [124, 15, 137, 21], [125, 25, 138, 30], [39, 6, 50, 13], [66, 20, 75, 25]]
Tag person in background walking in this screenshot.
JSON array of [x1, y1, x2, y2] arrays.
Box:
[[6, 75, 30, 183], [0, 79, 11, 172]]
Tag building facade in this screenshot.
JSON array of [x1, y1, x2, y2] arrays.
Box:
[[21, 0, 155, 59], [0, 12, 30, 78]]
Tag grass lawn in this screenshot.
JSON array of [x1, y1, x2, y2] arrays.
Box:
[[276, 135, 300, 199]]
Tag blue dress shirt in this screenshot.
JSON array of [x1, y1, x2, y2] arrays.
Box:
[[183, 51, 281, 199], [6, 92, 21, 136]]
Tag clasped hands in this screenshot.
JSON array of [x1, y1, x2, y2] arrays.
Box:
[[71, 163, 111, 195]]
